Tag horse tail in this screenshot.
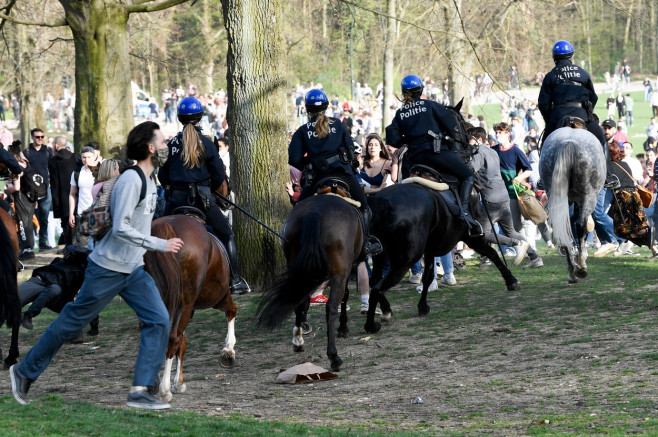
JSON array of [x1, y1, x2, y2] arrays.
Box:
[[144, 222, 182, 318], [548, 140, 576, 250], [256, 211, 327, 329], [0, 217, 19, 329]]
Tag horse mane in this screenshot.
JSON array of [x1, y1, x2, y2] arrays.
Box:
[[144, 222, 183, 319]]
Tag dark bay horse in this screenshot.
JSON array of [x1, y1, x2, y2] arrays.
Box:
[[256, 194, 363, 372], [539, 127, 605, 283], [144, 214, 237, 402], [0, 207, 20, 369], [364, 183, 520, 333]]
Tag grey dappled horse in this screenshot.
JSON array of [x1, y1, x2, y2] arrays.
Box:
[[539, 127, 605, 283]]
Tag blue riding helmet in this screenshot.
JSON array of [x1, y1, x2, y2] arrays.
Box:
[[305, 89, 328, 113], [401, 75, 423, 92], [552, 40, 574, 60], [177, 97, 203, 115], [177, 96, 203, 124]]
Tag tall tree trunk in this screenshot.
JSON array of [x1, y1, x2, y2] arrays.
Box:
[[382, 0, 395, 130], [222, 0, 288, 288], [61, 0, 133, 156], [652, 0, 658, 73], [443, 0, 474, 113], [201, 0, 215, 94]]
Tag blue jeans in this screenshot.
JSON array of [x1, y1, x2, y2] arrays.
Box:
[[439, 252, 453, 275], [18, 260, 169, 387], [411, 260, 422, 275], [36, 186, 52, 246], [592, 188, 620, 245]]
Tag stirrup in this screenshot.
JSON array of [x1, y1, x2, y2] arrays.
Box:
[[463, 214, 484, 237], [364, 236, 383, 256], [230, 277, 251, 295]]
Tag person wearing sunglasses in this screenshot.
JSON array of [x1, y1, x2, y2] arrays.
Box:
[[23, 128, 55, 251]]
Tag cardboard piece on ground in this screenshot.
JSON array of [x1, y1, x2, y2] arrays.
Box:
[[275, 362, 338, 384]]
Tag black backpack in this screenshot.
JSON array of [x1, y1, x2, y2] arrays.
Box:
[[20, 165, 47, 203]]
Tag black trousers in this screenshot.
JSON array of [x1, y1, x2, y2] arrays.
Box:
[[403, 149, 472, 181], [165, 188, 233, 244]]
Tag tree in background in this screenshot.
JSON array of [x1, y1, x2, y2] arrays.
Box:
[[0, 0, 191, 155], [222, 0, 289, 286]]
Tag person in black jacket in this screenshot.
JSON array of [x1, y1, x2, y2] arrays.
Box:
[[23, 128, 54, 250], [19, 245, 99, 337], [538, 41, 605, 148], [48, 136, 80, 249], [158, 97, 250, 295], [289, 89, 382, 256], [385, 75, 481, 232]]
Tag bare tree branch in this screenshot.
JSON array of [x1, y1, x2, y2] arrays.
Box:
[[0, 0, 17, 32], [0, 11, 67, 28], [123, 0, 192, 14]]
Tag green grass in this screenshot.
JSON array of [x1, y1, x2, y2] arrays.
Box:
[[4, 245, 658, 435]]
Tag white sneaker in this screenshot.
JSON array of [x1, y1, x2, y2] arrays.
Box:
[[513, 241, 530, 266], [523, 257, 544, 268], [439, 272, 457, 287], [504, 247, 516, 257], [594, 242, 617, 257], [417, 279, 438, 293], [613, 241, 629, 257], [408, 273, 422, 284], [360, 303, 382, 315]]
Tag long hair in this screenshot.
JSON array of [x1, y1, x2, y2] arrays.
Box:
[[310, 110, 330, 139], [364, 133, 390, 168], [181, 123, 205, 169], [96, 159, 120, 183]]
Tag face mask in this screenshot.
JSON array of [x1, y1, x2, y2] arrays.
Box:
[[152, 147, 169, 168]]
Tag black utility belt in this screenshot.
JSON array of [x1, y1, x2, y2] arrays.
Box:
[[560, 101, 584, 108]]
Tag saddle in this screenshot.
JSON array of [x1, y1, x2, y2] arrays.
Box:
[[171, 206, 206, 223], [313, 176, 361, 207], [561, 115, 587, 130], [401, 165, 450, 191]]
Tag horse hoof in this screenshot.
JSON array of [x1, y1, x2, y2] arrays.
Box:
[[507, 281, 521, 291], [219, 354, 235, 368], [381, 312, 392, 323], [575, 269, 588, 279], [174, 383, 187, 394], [293, 344, 304, 353], [568, 277, 578, 284], [418, 305, 431, 317], [162, 392, 173, 403], [364, 322, 381, 334], [330, 357, 343, 372], [301, 322, 312, 335], [337, 327, 349, 338]]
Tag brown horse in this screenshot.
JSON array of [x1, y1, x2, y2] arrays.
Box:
[[144, 214, 237, 402], [0, 207, 20, 369], [256, 194, 362, 372]]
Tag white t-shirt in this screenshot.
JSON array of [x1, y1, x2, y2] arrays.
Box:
[[71, 166, 95, 212], [622, 157, 645, 184]]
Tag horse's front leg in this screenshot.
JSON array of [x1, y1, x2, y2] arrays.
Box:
[[220, 316, 236, 368], [417, 256, 434, 316], [159, 356, 175, 402], [173, 334, 188, 394], [337, 283, 349, 338]]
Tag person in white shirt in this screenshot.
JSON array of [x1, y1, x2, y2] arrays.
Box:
[[69, 145, 97, 247], [621, 142, 645, 184]]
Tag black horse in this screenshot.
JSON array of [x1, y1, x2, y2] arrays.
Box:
[[256, 194, 362, 372], [363, 101, 520, 334], [363, 183, 520, 333]]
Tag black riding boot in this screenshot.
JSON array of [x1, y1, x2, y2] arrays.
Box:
[[226, 235, 251, 295], [362, 208, 383, 256], [459, 176, 483, 236]]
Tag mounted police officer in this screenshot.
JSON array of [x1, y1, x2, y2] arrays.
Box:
[[538, 41, 607, 149], [289, 89, 382, 256], [385, 75, 481, 232], [158, 97, 250, 295]]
